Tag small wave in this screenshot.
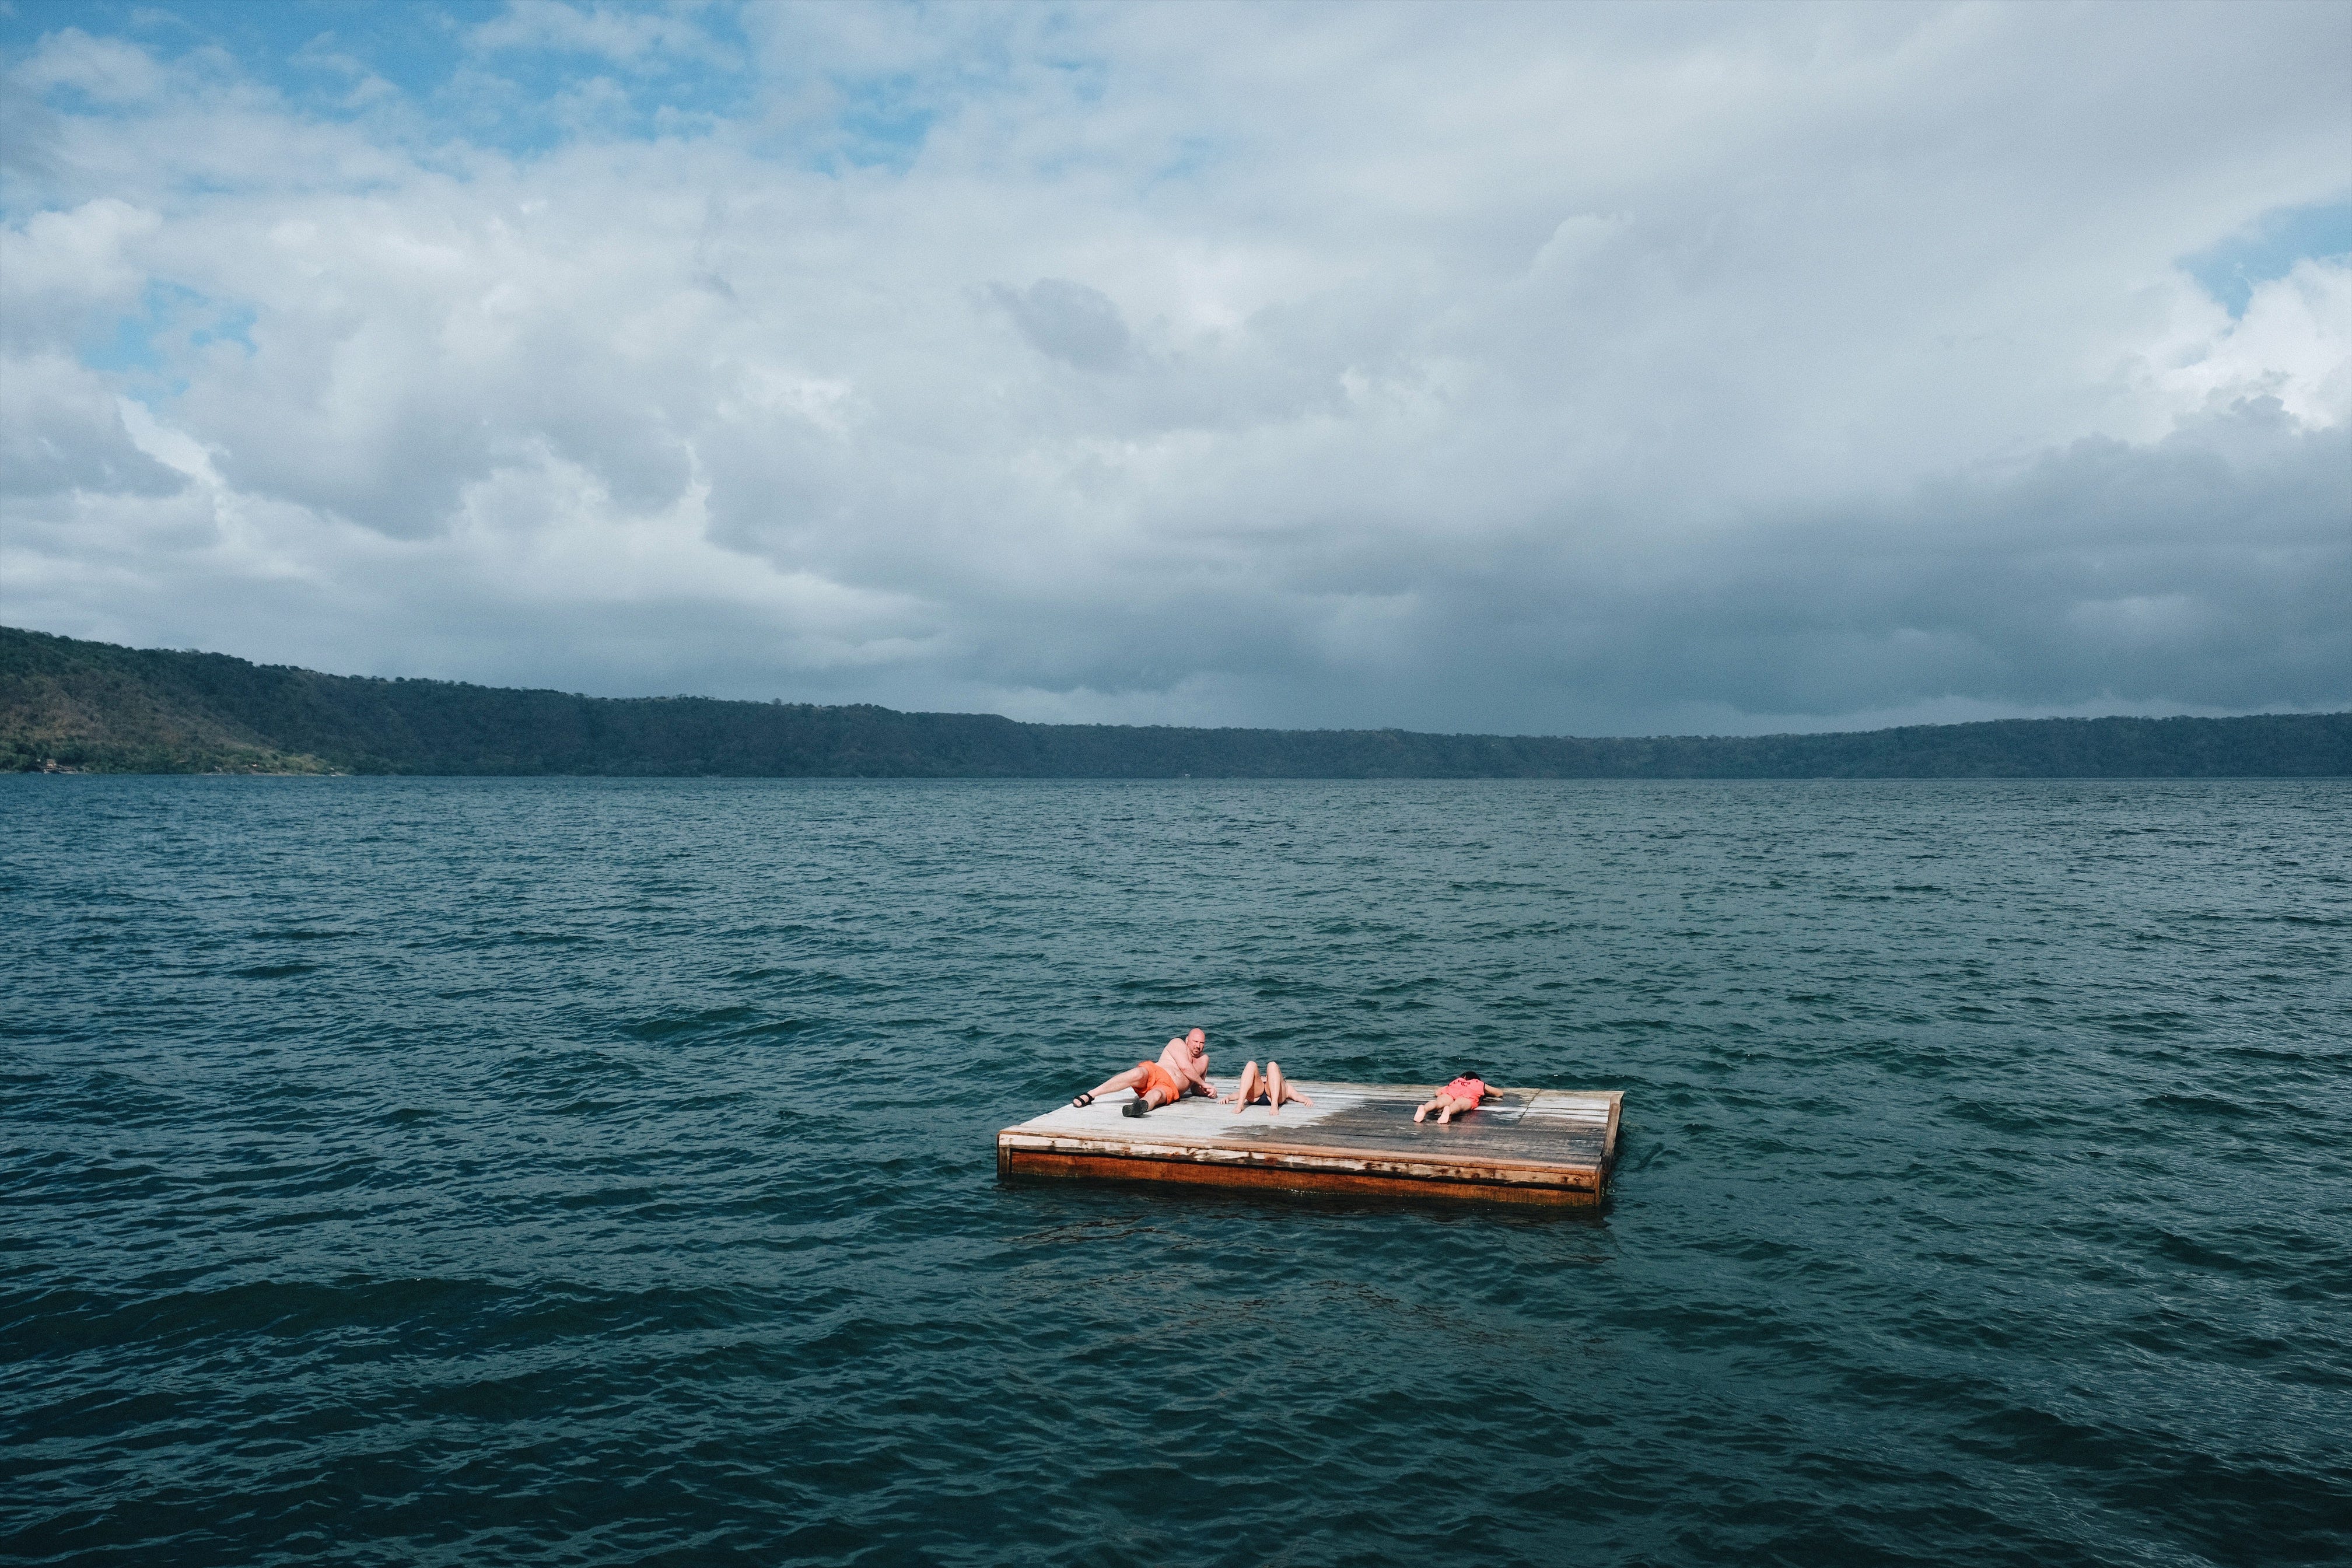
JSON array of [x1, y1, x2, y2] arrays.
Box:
[[6, 773, 2349, 1567]]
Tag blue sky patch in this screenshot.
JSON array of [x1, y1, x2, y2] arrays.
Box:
[[2180, 198, 2352, 316], [2, 0, 501, 102], [829, 79, 936, 173], [78, 281, 251, 395], [3, 0, 754, 156]]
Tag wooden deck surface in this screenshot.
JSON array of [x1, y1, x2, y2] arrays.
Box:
[[996, 1083, 1623, 1206]]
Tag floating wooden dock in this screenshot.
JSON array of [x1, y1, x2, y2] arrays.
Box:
[[996, 1083, 1622, 1207]]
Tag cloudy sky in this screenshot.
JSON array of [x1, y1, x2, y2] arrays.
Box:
[[2, 1, 2347, 736]]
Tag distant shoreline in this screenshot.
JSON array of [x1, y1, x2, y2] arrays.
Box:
[[7, 624, 2349, 779], [11, 772, 2351, 787]]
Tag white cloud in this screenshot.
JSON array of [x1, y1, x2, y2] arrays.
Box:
[[0, 197, 159, 346], [1, 1, 2348, 732], [11, 27, 173, 105], [2156, 259, 2352, 429], [0, 354, 181, 496], [468, 0, 727, 67]]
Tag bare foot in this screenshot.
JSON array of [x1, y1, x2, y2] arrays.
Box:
[[1413, 1106, 1428, 1123]]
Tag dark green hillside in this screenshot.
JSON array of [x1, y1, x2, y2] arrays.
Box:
[[5, 624, 2348, 778]]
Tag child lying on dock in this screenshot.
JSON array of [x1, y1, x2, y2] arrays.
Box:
[[1225, 1059, 1314, 1116], [1071, 1027, 1215, 1118], [1414, 1073, 1494, 1124]]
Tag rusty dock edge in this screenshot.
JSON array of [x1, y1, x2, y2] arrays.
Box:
[[997, 1089, 1622, 1208]]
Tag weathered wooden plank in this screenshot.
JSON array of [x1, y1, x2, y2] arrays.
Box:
[[999, 1130, 1603, 1185], [1002, 1149, 1602, 1206]]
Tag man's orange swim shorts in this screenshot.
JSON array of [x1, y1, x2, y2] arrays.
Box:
[[1135, 1062, 1185, 1102]]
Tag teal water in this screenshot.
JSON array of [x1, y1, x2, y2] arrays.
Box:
[[4, 777, 2348, 1566]]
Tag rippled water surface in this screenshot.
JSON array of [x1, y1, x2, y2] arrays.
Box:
[[5, 776, 2350, 1567]]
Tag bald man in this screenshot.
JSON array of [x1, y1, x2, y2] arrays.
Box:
[[1070, 1027, 1214, 1117]]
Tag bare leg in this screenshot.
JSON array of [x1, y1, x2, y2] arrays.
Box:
[[1079, 1066, 1149, 1105], [1413, 1095, 1443, 1124], [1436, 1093, 1474, 1124], [1227, 1060, 1264, 1112], [1120, 1079, 1181, 1118], [1266, 1061, 1314, 1114]]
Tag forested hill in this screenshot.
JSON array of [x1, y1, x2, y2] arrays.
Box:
[[5, 624, 2348, 779]]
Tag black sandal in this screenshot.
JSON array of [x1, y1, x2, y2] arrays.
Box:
[[1071, 1092, 1096, 1108]]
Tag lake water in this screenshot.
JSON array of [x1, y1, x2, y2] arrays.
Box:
[[4, 777, 2349, 1567]]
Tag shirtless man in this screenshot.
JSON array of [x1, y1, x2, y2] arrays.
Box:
[[1070, 1027, 1215, 1118]]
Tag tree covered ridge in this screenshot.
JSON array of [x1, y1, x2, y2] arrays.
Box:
[[5, 624, 2348, 778]]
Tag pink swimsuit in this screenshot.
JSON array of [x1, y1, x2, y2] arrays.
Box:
[[1443, 1076, 1487, 1105]]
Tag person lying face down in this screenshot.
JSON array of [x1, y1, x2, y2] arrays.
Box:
[[1069, 1027, 1214, 1118], [1413, 1072, 1493, 1124], [1224, 1059, 1314, 1116]]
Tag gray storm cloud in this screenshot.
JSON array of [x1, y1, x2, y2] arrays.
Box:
[[991, 280, 1134, 373], [1, 0, 2347, 734]]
